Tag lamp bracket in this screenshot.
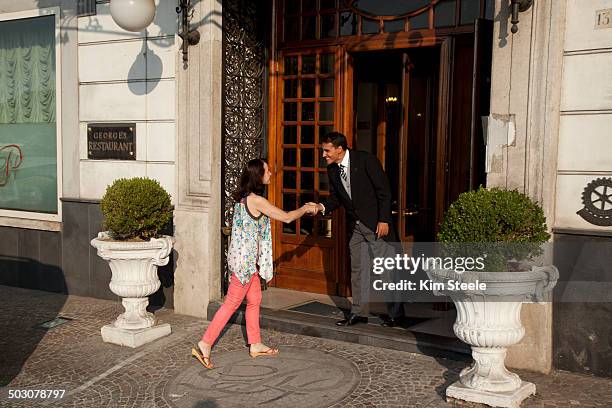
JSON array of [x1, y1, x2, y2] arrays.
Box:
[[510, 0, 534, 34], [176, 0, 200, 66]]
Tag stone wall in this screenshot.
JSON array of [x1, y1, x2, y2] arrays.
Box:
[[0, 200, 174, 308], [76, 0, 178, 202], [552, 0, 612, 378], [555, 0, 612, 231], [488, 0, 612, 375], [0, 0, 176, 308], [487, 0, 566, 373]]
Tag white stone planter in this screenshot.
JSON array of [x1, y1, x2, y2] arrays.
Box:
[[426, 266, 558, 408], [91, 232, 174, 348]]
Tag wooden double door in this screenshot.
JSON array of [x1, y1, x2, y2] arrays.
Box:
[[268, 22, 492, 296]]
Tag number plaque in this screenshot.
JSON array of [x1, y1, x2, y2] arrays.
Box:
[[596, 9, 612, 29]]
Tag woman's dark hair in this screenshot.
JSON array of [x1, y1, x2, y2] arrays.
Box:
[[232, 158, 267, 201], [321, 131, 348, 150]]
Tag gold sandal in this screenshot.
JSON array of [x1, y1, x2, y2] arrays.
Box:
[[191, 347, 214, 369], [250, 347, 279, 358]]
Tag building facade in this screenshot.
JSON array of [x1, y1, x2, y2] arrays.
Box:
[[0, 0, 610, 377]]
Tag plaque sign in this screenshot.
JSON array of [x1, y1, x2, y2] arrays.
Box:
[[87, 123, 136, 160], [596, 9, 612, 29]]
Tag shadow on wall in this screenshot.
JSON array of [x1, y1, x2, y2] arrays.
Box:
[[0, 258, 67, 387], [34, 0, 210, 95], [494, 0, 511, 48], [148, 249, 176, 311], [148, 217, 176, 310], [35, 0, 182, 44], [0, 256, 67, 294], [76, 0, 177, 96], [128, 39, 163, 95]]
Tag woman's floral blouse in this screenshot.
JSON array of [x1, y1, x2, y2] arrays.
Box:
[[227, 197, 273, 285]]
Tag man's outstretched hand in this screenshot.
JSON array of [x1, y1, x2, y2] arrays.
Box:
[[305, 202, 322, 216], [302, 203, 319, 215]]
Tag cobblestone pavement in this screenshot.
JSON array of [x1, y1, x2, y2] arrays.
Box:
[[1, 285, 611, 408]]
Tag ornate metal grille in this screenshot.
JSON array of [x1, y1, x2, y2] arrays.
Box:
[[221, 0, 267, 294]]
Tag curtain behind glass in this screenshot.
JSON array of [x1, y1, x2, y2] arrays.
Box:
[[0, 16, 56, 123], [0, 15, 57, 214]]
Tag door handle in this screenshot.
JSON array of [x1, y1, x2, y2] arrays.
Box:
[[392, 210, 419, 216]]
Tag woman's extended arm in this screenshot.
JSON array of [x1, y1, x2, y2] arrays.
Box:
[[249, 195, 313, 223]]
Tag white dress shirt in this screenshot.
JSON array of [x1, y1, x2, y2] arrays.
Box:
[[320, 150, 350, 214]]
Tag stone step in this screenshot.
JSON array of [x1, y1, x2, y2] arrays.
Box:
[[207, 301, 471, 361]]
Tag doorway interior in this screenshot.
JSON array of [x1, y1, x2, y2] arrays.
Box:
[[350, 48, 457, 330], [352, 48, 440, 243]]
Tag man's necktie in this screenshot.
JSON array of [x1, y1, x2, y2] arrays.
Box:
[[339, 164, 347, 182]]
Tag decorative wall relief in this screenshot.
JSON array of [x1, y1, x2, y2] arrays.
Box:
[[577, 177, 612, 227]]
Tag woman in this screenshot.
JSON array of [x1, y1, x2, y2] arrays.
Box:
[[192, 158, 316, 369]]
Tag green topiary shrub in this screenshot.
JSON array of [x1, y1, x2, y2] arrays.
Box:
[[100, 178, 172, 240], [438, 187, 550, 271]]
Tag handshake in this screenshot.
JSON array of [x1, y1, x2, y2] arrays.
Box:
[[302, 202, 322, 216]]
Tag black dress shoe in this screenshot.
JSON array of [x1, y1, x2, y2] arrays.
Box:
[[380, 316, 405, 328], [336, 314, 368, 326]]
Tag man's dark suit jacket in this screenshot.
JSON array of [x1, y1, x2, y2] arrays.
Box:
[[321, 149, 397, 242]]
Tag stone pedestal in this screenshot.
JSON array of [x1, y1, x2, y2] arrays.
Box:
[[447, 381, 536, 408], [101, 323, 171, 348], [114, 297, 156, 329]]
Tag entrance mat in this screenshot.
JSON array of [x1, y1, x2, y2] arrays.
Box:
[[287, 301, 435, 328], [287, 301, 428, 327], [288, 301, 349, 319]]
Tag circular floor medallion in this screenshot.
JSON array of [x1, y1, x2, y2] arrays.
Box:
[[165, 346, 360, 408]]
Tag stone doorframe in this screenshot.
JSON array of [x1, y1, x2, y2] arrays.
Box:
[[173, 0, 224, 318]]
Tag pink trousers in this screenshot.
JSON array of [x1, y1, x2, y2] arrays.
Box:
[[201, 273, 262, 345]]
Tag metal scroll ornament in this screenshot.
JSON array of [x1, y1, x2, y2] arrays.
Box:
[[221, 0, 266, 293], [577, 177, 612, 227]]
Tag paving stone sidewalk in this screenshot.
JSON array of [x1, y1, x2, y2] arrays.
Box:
[[1, 285, 611, 408]]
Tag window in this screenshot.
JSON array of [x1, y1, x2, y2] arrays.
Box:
[[282, 0, 487, 40], [0, 11, 60, 220], [281, 52, 335, 238]]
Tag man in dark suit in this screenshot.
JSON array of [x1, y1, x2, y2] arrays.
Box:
[[312, 132, 406, 327]]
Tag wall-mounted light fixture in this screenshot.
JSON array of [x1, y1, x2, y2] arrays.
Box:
[[176, 0, 200, 66], [110, 0, 156, 32], [510, 0, 533, 34]]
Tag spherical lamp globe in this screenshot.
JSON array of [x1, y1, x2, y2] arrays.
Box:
[[110, 0, 156, 32]]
